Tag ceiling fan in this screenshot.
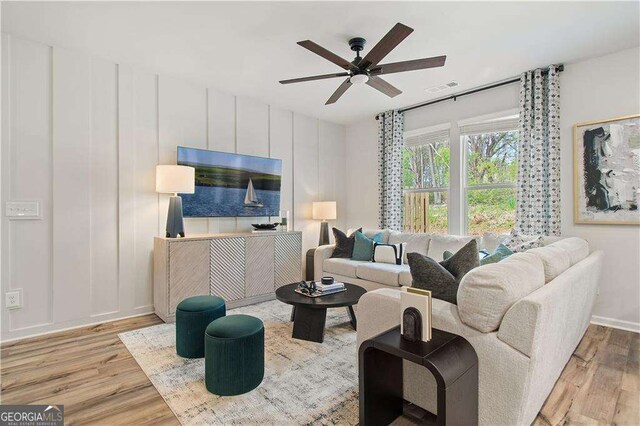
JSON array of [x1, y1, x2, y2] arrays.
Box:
[[279, 23, 446, 105]]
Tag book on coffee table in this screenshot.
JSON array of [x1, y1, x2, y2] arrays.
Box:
[[294, 287, 347, 298]]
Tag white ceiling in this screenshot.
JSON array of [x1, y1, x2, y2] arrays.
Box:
[[2, 1, 639, 125]]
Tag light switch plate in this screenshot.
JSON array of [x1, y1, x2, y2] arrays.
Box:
[[6, 201, 40, 219]]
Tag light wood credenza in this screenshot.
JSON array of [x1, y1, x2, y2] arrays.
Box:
[[154, 231, 302, 322]]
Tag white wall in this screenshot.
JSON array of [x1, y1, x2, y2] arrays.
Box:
[[1, 33, 346, 341], [344, 47, 640, 330]]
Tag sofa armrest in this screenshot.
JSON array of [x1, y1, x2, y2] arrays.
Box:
[[314, 244, 335, 281]]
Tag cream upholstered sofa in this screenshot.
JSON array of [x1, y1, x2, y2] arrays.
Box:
[[353, 235, 603, 425]]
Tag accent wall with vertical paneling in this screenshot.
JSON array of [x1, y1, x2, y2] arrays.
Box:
[[0, 33, 346, 341]]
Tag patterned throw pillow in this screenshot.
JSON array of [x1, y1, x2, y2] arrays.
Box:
[[372, 242, 406, 265], [503, 230, 543, 252], [331, 227, 362, 258], [408, 239, 480, 305], [443, 242, 513, 265]]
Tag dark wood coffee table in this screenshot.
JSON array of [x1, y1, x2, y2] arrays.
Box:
[[275, 283, 366, 343]]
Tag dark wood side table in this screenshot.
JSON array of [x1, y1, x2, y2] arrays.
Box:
[[305, 248, 316, 281], [359, 326, 478, 426]]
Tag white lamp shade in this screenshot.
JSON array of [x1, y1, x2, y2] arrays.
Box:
[[156, 165, 195, 194], [312, 201, 337, 220]]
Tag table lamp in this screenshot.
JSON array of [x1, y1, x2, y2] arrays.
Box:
[[312, 201, 337, 246], [156, 165, 195, 238]]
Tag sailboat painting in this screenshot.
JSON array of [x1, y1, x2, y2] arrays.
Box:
[[244, 179, 264, 208], [177, 147, 282, 217]]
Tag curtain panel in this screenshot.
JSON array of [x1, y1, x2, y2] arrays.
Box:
[[516, 65, 561, 236], [377, 110, 404, 230]]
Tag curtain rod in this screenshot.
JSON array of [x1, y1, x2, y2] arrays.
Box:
[[375, 64, 564, 120]]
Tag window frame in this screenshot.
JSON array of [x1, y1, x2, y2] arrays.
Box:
[[402, 124, 451, 233], [461, 120, 519, 235]]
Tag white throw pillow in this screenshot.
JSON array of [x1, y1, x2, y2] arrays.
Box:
[[427, 235, 475, 262], [388, 232, 431, 263], [373, 242, 406, 265], [481, 232, 509, 253]]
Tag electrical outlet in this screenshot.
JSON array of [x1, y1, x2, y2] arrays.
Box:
[[6, 289, 22, 309]]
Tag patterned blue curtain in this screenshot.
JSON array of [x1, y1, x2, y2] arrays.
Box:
[[516, 65, 561, 236], [377, 110, 404, 230]]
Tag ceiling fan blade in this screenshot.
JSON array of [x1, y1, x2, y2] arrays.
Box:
[[366, 76, 402, 98], [280, 72, 350, 85], [326, 78, 352, 105], [371, 55, 447, 75], [359, 23, 414, 70], [297, 40, 359, 72]]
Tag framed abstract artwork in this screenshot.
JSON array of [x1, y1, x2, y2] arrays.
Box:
[[574, 114, 640, 225]]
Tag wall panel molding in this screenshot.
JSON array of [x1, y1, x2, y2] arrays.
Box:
[[0, 33, 346, 341]]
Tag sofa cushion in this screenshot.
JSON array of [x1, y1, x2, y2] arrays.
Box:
[[527, 245, 571, 283], [457, 252, 545, 332], [348, 228, 390, 244], [427, 235, 475, 262], [399, 265, 412, 286], [548, 237, 589, 266], [356, 263, 402, 286], [323, 258, 362, 278], [388, 232, 431, 263]]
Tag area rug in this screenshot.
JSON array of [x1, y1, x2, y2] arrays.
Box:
[[119, 300, 359, 425]]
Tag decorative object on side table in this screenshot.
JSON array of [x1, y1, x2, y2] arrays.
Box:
[[279, 210, 290, 231], [574, 114, 640, 225], [359, 326, 478, 425], [400, 287, 432, 342], [156, 165, 195, 238], [313, 201, 337, 246], [251, 223, 280, 232]]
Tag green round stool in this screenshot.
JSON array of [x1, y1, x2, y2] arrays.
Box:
[[205, 314, 264, 396], [176, 295, 226, 358]]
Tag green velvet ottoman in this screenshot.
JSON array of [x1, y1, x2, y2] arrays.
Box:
[[205, 314, 264, 396], [176, 295, 226, 358]]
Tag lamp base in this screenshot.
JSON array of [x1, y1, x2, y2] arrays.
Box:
[[319, 221, 330, 246], [166, 196, 185, 238]]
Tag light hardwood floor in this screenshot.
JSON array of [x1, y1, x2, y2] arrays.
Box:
[[1, 315, 638, 425]]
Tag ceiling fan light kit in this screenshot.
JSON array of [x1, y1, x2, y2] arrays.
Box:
[[279, 22, 447, 105]]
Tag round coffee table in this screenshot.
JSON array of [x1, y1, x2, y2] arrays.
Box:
[[275, 283, 366, 343]]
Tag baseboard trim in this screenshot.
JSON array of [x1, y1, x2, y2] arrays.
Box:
[[591, 315, 640, 333], [0, 309, 155, 344]]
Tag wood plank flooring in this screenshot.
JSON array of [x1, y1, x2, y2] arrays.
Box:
[[1, 316, 638, 425]]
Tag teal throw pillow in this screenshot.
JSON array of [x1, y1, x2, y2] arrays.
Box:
[[480, 243, 513, 265], [351, 231, 383, 261], [444, 243, 513, 265]]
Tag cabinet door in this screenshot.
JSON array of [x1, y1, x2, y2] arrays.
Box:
[[169, 240, 210, 314], [245, 236, 275, 297], [274, 233, 302, 289], [210, 237, 246, 301]]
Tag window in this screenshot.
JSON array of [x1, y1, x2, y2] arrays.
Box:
[[461, 117, 519, 236], [402, 127, 450, 233]]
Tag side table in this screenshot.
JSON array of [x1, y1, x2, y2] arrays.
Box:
[[359, 326, 478, 426]]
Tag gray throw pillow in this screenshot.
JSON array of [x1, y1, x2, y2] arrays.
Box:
[[331, 227, 362, 258], [407, 239, 480, 305]]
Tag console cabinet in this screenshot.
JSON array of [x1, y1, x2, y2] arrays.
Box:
[[154, 231, 302, 322]]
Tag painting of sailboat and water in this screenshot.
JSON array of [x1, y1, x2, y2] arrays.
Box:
[[177, 146, 282, 217]]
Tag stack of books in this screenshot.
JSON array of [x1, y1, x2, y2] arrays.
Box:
[[313, 281, 346, 296]]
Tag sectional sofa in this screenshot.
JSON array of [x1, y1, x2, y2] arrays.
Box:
[[315, 228, 603, 425]]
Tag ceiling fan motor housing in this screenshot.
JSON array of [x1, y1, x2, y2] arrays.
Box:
[[349, 37, 366, 52]]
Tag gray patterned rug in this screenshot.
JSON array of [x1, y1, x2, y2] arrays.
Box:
[[119, 300, 359, 425]]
